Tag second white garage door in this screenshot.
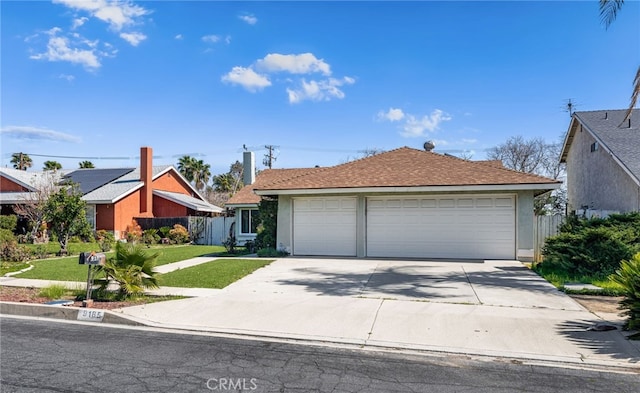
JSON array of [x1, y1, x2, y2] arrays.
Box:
[[293, 197, 357, 256], [367, 195, 515, 259]]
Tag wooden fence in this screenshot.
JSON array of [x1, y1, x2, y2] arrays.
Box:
[[533, 215, 565, 262]]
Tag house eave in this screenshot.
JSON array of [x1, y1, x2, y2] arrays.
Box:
[[255, 183, 562, 196]]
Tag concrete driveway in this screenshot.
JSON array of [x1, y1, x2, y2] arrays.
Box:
[[119, 258, 640, 368]]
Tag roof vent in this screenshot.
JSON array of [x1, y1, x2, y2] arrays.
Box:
[[423, 140, 435, 152], [604, 112, 608, 120]]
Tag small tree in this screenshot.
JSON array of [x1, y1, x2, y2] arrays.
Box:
[[13, 170, 60, 242], [43, 161, 62, 171], [44, 184, 91, 255]]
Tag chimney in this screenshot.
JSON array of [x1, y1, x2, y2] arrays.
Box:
[[243, 151, 255, 185], [140, 146, 153, 216]]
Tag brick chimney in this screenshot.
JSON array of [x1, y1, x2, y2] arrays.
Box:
[[140, 146, 153, 216]]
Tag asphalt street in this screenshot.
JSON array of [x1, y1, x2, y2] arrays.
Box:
[[1, 317, 638, 392]]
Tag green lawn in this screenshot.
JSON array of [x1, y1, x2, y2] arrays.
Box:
[[23, 242, 102, 257], [15, 245, 231, 281], [160, 259, 274, 288], [532, 263, 625, 296]]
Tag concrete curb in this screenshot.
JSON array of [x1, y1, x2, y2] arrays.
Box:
[[0, 302, 144, 326]]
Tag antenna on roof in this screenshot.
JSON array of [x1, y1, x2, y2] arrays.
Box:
[[563, 98, 578, 117]]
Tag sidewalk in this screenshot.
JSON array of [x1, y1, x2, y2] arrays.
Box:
[[2, 257, 640, 372]]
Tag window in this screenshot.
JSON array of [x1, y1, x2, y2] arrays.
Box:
[[240, 209, 259, 234], [85, 205, 96, 230], [590, 142, 599, 152]]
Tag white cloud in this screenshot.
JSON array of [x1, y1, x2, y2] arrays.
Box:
[[30, 28, 101, 69], [239, 14, 257, 25], [462, 138, 477, 144], [377, 108, 405, 122], [221, 66, 271, 92], [223, 52, 354, 102], [202, 34, 220, 44], [1, 125, 81, 143], [256, 53, 331, 76], [119, 31, 146, 46], [53, 0, 150, 32], [225, 35, 232, 44], [378, 107, 452, 137], [400, 109, 452, 137], [287, 77, 355, 104], [72, 16, 88, 29], [175, 34, 183, 40], [59, 73, 75, 81]]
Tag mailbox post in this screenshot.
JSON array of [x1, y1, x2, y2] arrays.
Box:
[[78, 252, 106, 307]]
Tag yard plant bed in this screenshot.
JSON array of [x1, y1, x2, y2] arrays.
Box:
[[0, 286, 182, 310]]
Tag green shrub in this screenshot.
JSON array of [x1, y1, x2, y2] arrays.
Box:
[[38, 284, 67, 300], [0, 215, 18, 231], [0, 228, 15, 243], [255, 197, 277, 250], [222, 236, 237, 254], [98, 242, 160, 299], [0, 239, 31, 262], [257, 247, 289, 257], [142, 228, 161, 245], [159, 226, 171, 239], [543, 227, 634, 276], [95, 230, 115, 252], [609, 252, 640, 338], [33, 245, 49, 260], [169, 224, 189, 244]]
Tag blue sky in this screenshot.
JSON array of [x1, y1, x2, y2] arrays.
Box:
[[1, 1, 639, 175]]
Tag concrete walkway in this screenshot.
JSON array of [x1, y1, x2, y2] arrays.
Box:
[[3, 257, 640, 370]]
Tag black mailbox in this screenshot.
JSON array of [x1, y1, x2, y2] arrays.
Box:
[[79, 252, 106, 266]]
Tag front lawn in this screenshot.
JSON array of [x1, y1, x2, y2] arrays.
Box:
[[160, 259, 273, 288], [15, 245, 232, 281], [532, 263, 625, 296]]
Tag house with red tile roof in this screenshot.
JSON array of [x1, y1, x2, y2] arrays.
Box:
[[227, 147, 560, 261], [1, 147, 222, 239]]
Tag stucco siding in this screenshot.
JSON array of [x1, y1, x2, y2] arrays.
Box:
[[0, 177, 28, 192], [114, 190, 142, 237], [276, 190, 537, 261], [96, 204, 115, 232], [566, 128, 640, 212], [153, 172, 193, 194]]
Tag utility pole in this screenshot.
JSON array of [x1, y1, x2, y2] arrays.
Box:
[[263, 145, 278, 169]]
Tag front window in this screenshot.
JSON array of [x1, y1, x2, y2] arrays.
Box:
[[85, 205, 96, 231], [240, 209, 259, 234]]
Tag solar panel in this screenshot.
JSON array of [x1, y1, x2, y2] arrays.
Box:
[[61, 168, 135, 195]]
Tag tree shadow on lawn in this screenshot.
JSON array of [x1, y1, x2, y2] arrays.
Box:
[[556, 320, 640, 363]]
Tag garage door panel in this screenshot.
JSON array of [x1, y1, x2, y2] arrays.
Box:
[[367, 196, 515, 259], [293, 197, 357, 256]]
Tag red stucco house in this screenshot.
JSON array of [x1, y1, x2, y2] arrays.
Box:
[[1, 147, 222, 239]]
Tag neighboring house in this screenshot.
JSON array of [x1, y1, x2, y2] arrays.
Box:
[[1, 147, 222, 238], [228, 147, 560, 261], [560, 109, 640, 214]]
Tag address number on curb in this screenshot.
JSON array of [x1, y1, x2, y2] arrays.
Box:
[[77, 309, 105, 322]]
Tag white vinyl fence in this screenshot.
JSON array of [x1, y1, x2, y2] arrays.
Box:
[[533, 215, 565, 262], [188, 216, 234, 246]]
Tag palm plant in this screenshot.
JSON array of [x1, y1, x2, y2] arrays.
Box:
[[10, 152, 32, 170], [177, 155, 196, 182], [79, 160, 95, 168], [43, 160, 62, 171], [99, 242, 160, 299], [191, 159, 211, 192], [609, 252, 640, 339], [600, 0, 639, 124]]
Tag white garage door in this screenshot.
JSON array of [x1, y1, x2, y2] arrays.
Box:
[[367, 195, 515, 259], [293, 197, 357, 256]]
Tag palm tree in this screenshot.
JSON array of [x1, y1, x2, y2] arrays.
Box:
[[600, 0, 639, 124], [10, 152, 32, 170], [99, 242, 160, 299], [43, 160, 62, 171], [79, 160, 94, 168], [191, 159, 211, 192], [177, 155, 196, 182]]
